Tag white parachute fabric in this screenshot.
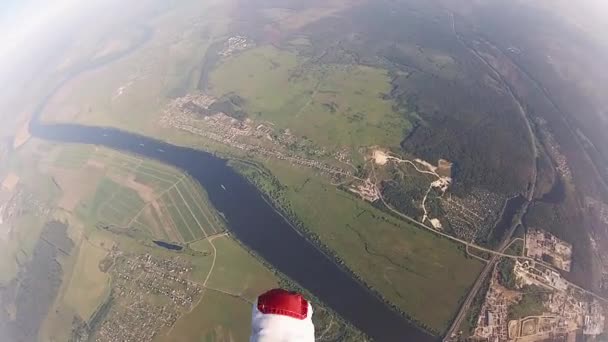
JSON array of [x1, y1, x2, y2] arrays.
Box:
[[250, 289, 315, 342]]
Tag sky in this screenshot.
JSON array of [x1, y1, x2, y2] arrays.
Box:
[[0, 0, 107, 107], [0, 0, 84, 59], [529, 0, 608, 47]]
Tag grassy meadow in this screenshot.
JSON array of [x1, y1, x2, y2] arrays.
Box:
[[209, 45, 411, 152], [0, 141, 286, 341], [62, 236, 112, 321], [95, 232, 280, 342], [0, 140, 62, 284], [238, 158, 483, 333], [41, 143, 226, 244]]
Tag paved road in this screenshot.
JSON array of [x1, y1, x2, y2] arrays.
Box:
[[442, 11, 539, 341], [443, 243, 507, 341]]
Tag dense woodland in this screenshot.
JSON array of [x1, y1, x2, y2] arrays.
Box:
[[296, 1, 534, 197]]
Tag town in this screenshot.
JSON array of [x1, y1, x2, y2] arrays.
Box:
[[472, 229, 605, 341], [160, 92, 352, 180], [93, 248, 203, 341], [525, 229, 572, 272], [441, 188, 505, 242], [219, 36, 253, 57]]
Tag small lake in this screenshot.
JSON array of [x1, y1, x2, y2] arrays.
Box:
[[540, 177, 566, 204], [488, 195, 527, 246], [153, 241, 183, 251]]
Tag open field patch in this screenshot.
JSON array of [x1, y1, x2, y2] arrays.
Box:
[[204, 236, 278, 301], [84, 177, 145, 226], [209, 45, 411, 153], [242, 159, 483, 333], [43, 145, 224, 243], [63, 236, 111, 321], [157, 289, 253, 342], [0, 214, 46, 285], [157, 235, 278, 342]]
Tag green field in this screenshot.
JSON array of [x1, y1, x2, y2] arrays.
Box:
[[0, 140, 63, 284], [508, 287, 547, 320], [84, 177, 146, 226], [62, 236, 112, 322], [154, 236, 278, 342], [158, 290, 254, 342], [48, 145, 225, 243], [155, 177, 225, 243], [53, 144, 96, 169], [209, 45, 411, 152], [201, 237, 278, 300], [0, 214, 47, 285], [241, 159, 483, 333], [40, 225, 278, 342]]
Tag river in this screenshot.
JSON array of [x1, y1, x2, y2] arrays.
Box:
[[488, 195, 528, 247], [28, 38, 435, 342]]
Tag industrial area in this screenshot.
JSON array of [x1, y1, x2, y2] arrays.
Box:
[[525, 229, 572, 272], [472, 229, 605, 341]]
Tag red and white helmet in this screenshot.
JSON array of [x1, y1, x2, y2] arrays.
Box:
[[250, 289, 315, 342]]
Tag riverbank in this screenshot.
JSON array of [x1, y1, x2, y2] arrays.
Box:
[[28, 118, 436, 342]]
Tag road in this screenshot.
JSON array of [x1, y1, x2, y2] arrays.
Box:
[[442, 232, 515, 341], [442, 11, 540, 341]]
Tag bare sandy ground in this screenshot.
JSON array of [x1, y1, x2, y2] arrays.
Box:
[[13, 118, 30, 149], [1, 173, 20, 192]]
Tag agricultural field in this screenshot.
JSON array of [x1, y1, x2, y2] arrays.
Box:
[[0, 140, 362, 341], [0, 140, 60, 285], [6, 0, 608, 340], [39, 229, 113, 342], [62, 235, 112, 322], [40, 143, 225, 244], [208, 45, 411, 153], [0, 212, 48, 285], [237, 158, 483, 333], [39, 223, 281, 342], [156, 236, 279, 342]]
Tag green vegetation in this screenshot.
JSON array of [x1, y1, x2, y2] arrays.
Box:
[[0, 214, 47, 284], [233, 158, 483, 333], [157, 176, 226, 242], [505, 239, 524, 256], [53, 144, 96, 169], [156, 235, 278, 342], [16, 142, 286, 342], [276, 266, 370, 341], [84, 177, 146, 226], [163, 188, 198, 241], [497, 258, 517, 289], [461, 274, 491, 337], [525, 199, 594, 286], [508, 286, 548, 320], [40, 145, 297, 340], [209, 45, 411, 153], [48, 144, 224, 243], [160, 290, 253, 342], [193, 237, 277, 300], [381, 163, 435, 218], [177, 178, 224, 236], [0, 140, 61, 284], [62, 236, 111, 321]]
